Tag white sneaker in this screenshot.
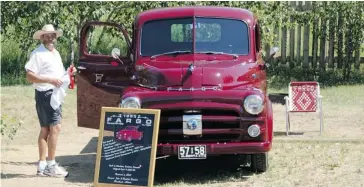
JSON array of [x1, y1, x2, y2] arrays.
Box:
[[37, 161, 47, 176], [37, 168, 46, 176], [43, 163, 69, 178]]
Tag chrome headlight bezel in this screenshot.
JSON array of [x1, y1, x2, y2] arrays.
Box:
[[247, 124, 261, 137], [243, 95, 264, 115], [120, 97, 141, 108]]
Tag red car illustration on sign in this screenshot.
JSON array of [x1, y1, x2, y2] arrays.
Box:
[[116, 126, 143, 142]]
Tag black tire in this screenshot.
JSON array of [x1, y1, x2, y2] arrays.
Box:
[[251, 152, 269, 172]]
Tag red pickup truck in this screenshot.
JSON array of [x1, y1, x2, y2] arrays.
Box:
[[116, 126, 143, 142], [76, 6, 276, 172]]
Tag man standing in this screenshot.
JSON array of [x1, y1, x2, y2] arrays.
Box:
[[24, 24, 75, 177]]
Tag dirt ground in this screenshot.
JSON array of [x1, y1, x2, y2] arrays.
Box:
[[1, 85, 364, 187]]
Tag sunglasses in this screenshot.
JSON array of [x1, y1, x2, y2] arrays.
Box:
[[42, 34, 57, 40]]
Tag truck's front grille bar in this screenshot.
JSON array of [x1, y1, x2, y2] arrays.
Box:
[[157, 109, 263, 143]]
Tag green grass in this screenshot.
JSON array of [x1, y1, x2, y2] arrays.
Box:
[[319, 84, 364, 106]]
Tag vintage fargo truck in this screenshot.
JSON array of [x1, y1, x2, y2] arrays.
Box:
[[76, 6, 277, 172]]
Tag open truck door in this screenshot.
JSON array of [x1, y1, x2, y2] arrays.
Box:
[[76, 21, 133, 129]]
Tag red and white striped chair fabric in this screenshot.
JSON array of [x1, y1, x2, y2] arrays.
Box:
[[284, 81, 323, 135]]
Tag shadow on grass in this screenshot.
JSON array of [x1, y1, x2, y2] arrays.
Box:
[[1, 173, 40, 179], [54, 137, 256, 185], [154, 157, 254, 185], [0, 156, 97, 182], [57, 153, 97, 183], [1, 161, 37, 166], [56, 154, 255, 185]]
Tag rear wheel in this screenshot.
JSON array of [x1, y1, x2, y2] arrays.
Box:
[[250, 152, 269, 172]]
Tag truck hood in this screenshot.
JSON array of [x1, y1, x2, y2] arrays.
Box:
[[135, 57, 260, 90]]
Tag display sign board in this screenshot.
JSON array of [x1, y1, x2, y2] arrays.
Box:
[[94, 107, 161, 187]]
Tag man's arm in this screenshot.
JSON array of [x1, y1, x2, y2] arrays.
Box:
[[26, 70, 62, 88], [26, 70, 50, 83]]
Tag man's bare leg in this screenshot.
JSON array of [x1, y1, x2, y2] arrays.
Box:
[[47, 123, 61, 162], [39, 127, 49, 160], [44, 123, 69, 177], [37, 127, 49, 175]]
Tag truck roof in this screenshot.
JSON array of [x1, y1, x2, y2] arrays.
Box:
[[135, 6, 256, 27]]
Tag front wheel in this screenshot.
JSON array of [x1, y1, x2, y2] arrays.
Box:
[[250, 152, 269, 172]]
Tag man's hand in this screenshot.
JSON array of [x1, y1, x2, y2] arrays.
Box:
[[67, 65, 77, 76], [48, 78, 63, 88]]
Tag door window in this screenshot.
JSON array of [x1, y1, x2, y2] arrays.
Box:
[[86, 25, 128, 57]]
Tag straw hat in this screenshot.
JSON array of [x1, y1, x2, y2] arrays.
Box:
[[33, 24, 63, 40]]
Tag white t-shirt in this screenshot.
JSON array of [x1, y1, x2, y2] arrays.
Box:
[[24, 44, 66, 91]]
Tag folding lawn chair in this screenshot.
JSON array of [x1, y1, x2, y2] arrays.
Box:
[[284, 81, 323, 135]]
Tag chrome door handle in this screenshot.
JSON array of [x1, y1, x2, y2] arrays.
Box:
[[78, 66, 86, 70]]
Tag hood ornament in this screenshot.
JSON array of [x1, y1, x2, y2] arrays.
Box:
[[188, 63, 195, 72], [181, 63, 194, 85]]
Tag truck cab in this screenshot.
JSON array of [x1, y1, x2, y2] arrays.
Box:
[[77, 6, 275, 172]]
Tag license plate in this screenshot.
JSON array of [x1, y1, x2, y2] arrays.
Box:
[[178, 145, 206, 159]]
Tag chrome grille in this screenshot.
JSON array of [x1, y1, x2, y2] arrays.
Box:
[[157, 109, 262, 143]]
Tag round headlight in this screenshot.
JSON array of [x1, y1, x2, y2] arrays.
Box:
[[247, 124, 261, 137], [243, 95, 264, 115], [120, 97, 141, 108]]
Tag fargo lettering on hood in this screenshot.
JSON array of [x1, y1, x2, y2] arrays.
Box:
[[167, 86, 221, 92]]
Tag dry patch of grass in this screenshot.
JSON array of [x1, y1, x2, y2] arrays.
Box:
[[263, 142, 364, 187], [1, 85, 78, 146]]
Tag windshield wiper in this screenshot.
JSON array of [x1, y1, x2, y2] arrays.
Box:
[[197, 51, 238, 59], [151, 50, 192, 59]]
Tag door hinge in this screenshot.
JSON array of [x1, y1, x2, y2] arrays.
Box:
[[95, 74, 103, 83]]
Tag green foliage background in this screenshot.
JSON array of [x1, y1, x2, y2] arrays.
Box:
[[1, 1, 364, 87]]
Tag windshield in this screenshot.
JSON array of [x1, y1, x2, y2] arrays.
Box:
[[140, 17, 249, 56]]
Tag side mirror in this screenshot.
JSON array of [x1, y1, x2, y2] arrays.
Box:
[[270, 47, 279, 56], [265, 46, 279, 62], [111, 48, 121, 59], [260, 46, 279, 70], [111, 48, 124, 65]]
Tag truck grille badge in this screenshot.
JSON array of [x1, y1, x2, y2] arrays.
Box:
[[187, 119, 198, 130], [183, 115, 202, 135]]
